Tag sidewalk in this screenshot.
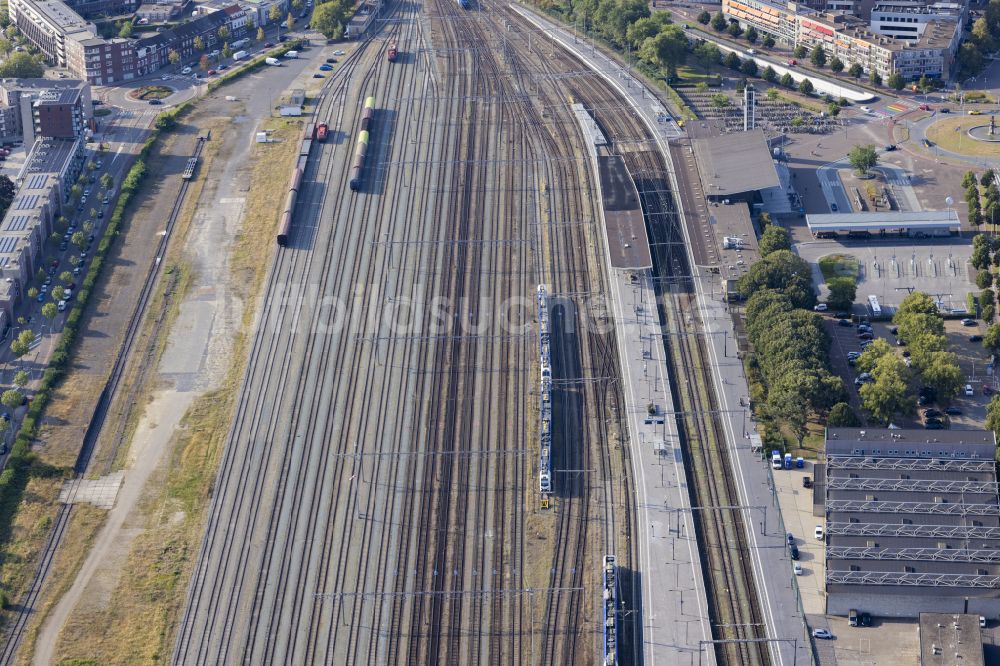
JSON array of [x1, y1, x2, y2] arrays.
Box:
[[518, 6, 815, 665]]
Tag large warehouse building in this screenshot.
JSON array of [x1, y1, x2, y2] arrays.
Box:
[[822, 428, 1000, 619]]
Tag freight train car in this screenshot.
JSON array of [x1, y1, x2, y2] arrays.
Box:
[[457, 0, 470, 8], [351, 97, 376, 191], [316, 122, 329, 142], [387, 40, 398, 62], [361, 96, 375, 132], [603, 556, 618, 665], [277, 166, 304, 246]]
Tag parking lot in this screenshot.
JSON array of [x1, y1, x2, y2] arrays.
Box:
[[822, 313, 993, 429], [798, 237, 975, 313]]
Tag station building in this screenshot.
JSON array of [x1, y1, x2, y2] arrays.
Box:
[[819, 428, 1000, 619], [805, 210, 961, 238]]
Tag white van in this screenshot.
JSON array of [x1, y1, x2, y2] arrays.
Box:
[[57, 300, 66, 312], [233, 50, 248, 61], [181, 66, 192, 75], [284, 50, 299, 59], [265, 57, 281, 66]]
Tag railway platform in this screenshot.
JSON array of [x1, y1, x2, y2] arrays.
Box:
[[574, 105, 715, 666], [528, 7, 816, 665]]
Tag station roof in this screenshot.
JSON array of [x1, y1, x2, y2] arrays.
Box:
[[691, 130, 779, 198], [806, 210, 961, 232], [597, 153, 651, 270]]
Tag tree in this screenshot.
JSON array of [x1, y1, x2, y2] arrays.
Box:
[[977, 269, 994, 290], [798, 78, 814, 95], [886, 72, 905, 91], [100, 173, 113, 190], [793, 45, 806, 59], [826, 101, 841, 117], [848, 144, 878, 176], [984, 304, 995, 322], [257, 26, 266, 42], [35, 268, 46, 283], [984, 322, 1000, 354], [896, 291, 940, 317], [741, 59, 758, 77], [724, 51, 741, 70], [860, 354, 913, 424], [848, 63, 863, 79], [964, 170, 980, 189], [711, 11, 727, 31], [0, 51, 44, 78], [869, 70, 882, 86], [973, 242, 992, 270], [292, 0, 303, 9], [727, 22, 743, 37], [763, 35, 775, 48], [27, 287, 38, 300], [745, 26, 758, 43], [810, 44, 826, 68], [640, 26, 688, 78], [737, 250, 816, 308], [827, 402, 860, 427], [12, 370, 28, 388], [762, 65, 777, 82], [83, 221, 94, 234], [0, 174, 14, 213], [71, 231, 86, 248], [59, 270, 73, 284], [194, 35, 205, 51], [0, 389, 21, 410], [826, 277, 856, 310], [697, 10, 711, 24], [41, 302, 56, 319], [987, 395, 1000, 437], [118, 20, 132, 38], [957, 42, 983, 79], [286, 12, 295, 31], [269, 3, 282, 22], [218, 26, 230, 41], [10, 329, 33, 359], [856, 338, 893, 374], [200, 54, 210, 71], [222, 43, 233, 59], [780, 72, 794, 88], [829, 56, 844, 73], [921, 352, 964, 402], [168, 49, 180, 65], [758, 225, 790, 256], [694, 42, 721, 70]]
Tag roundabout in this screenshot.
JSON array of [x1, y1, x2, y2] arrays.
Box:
[[127, 84, 174, 101], [924, 114, 1000, 158]]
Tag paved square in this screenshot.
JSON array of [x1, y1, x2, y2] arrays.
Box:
[[59, 471, 125, 510]]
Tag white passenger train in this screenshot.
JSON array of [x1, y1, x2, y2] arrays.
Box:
[[538, 285, 552, 495]]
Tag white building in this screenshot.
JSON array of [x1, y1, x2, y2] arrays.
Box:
[[869, 0, 963, 40]]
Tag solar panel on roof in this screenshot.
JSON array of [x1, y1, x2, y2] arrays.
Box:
[[14, 195, 39, 210], [0, 236, 19, 254], [2, 215, 30, 231]]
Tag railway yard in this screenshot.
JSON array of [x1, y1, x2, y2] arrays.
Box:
[[0, 0, 814, 662], [170, 0, 792, 664]]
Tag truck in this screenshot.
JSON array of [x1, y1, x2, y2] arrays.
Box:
[[265, 57, 281, 66], [771, 450, 783, 470], [233, 50, 248, 61], [285, 50, 299, 59], [315, 122, 328, 141]]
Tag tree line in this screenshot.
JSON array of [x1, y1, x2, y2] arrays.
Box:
[[738, 228, 851, 444]]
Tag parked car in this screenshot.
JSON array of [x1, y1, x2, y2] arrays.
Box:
[[858, 332, 874, 340], [923, 408, 942, 417], [787, 532, 795, 545], [319, 64, 333, 71], [884, 144, 896, 151], [970, 335, 983, 342], [838, 318, 852, 327], [945, 407, 963, 416], [926, 422, 945, 429], [793, 562, 803, 575], [962, 318, 977, 326], [148, 99, 162, 105], [814, 303, 828, 311], [815, 525, 824, 540], [326, 57, 337, 63], [790, 545, 800, 560], [812, 629, 833, 639], [861, 612, 872, 627], [940, 107, 950, 113], [966, 384, 975, 396], [831, 203, 839, 212], [313, 73, 324, 78], [925, 417, 944, 426], [264, 41, 274, 47]]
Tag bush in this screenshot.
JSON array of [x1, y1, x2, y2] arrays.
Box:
[[977, 270, 994, 289]]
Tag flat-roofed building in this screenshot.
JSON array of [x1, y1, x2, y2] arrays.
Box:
[[919, 613, 985, 666], [870, 1, 963, 41], [0, 78, 92, 146], [805, 210, 960, 238], [691, 129, 780, 203], [822, 428, 1000, 619]]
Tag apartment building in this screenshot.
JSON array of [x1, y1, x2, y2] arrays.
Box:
[[722, 0, 962, 80], [13, 0, 251, 85], [0, 79, 92, 146], [870, 1, 963, 40]]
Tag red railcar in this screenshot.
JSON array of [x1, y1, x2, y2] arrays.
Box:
[[387, 41, 398, 62]]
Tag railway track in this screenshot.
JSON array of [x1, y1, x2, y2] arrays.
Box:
[[499, 8, 771, 665], [0, 137, 206, 665]]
